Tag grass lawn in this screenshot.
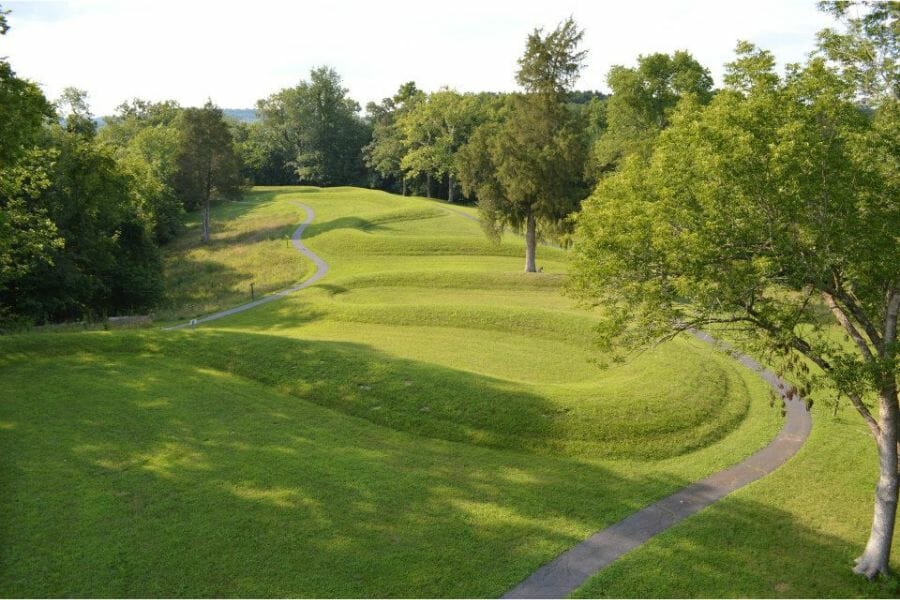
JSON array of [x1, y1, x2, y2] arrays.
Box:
[[157, 189, 312, 322], [0, 186, 894, 596]]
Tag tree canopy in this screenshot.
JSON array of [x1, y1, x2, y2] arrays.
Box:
[[571, 15, 899, 578]]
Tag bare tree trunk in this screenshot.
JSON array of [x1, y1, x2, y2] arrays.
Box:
[[401, 178, 407, 197], [426, 172, 432, 199], [201, 164, 212, 243], [524, 214, 537, 273], [855, 383, 899, 579], [448, 174, 455, 203], [201, 198, 210, 243]]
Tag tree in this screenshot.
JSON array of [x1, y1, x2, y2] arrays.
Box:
[[588, 51, 713, 180], [458, 18, 589, 272], [99, 99, 184, 243], [363, 82, 423, 195], [254, 67, 370, 186], [571, 37, 898, 579], [173, 101, 242, 243], [398, 89, 484, 202]]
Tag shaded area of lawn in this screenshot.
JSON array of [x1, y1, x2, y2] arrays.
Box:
[[2, 347, 693, 597]]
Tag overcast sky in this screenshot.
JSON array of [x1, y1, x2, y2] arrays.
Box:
[[2, 0, 836, 116]]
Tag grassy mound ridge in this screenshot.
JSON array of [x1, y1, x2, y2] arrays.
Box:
[[151, 185, 772, 460], [0, 335, 780, 597], [1, 329, 756, 460]]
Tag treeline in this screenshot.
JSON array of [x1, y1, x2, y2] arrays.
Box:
[[3, 2, 888, 326], [0, 32, 244, 326], [0, 1, 722, 325]]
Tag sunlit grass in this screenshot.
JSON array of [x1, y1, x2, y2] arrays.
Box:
[[4, 185, 885, 596], [157, 190, 311, 321]]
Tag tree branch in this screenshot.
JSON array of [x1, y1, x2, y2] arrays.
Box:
[[884, 287, 899, 347], [823, 291, 876, 362], [827, 280, 884, 352], [847, 391, 883, 438]]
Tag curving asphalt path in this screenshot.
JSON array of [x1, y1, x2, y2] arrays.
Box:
[[503, 331, 812, 598], [164, 199, 812, 597], [164, 202, 328, 331]]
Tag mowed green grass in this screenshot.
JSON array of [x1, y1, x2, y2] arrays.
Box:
[[157, 190, 312, 322], [572, 402, 900, 598], [0, 185, 889, 596]]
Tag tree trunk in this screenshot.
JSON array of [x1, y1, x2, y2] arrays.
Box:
[[201, 199, 210, 243], [426, 173, 432, 199], [448, 174, 455, 203], [854, 383, 899, 579], [401, 178, 407, 197], [524, 214, 537, 273]]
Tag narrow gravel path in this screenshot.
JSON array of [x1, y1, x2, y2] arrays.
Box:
[[165, 199, 812, 598], [164, 202, 328, 331], [503, 331, 812, 598]]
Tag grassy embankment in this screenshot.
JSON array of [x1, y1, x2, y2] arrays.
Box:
[[1, 186, 894, 596]]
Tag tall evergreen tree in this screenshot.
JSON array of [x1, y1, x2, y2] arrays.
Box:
[[458, 18, 589, 272]]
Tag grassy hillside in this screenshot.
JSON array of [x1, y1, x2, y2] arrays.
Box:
[[1, 186, 894, 596]]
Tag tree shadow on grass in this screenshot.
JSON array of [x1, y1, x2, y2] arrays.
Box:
[[1, 334, 892, 597], [302, 216, 386, 238], [0, 342, 681, 597], [161, 259, 259, 320]]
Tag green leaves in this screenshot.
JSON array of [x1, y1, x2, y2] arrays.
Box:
[[571, 43, 897, 404]]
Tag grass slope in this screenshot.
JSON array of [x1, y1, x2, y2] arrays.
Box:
[[1, 185, 885, 597]]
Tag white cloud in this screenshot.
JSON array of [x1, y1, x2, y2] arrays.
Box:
[[1, 0, 835, 115]]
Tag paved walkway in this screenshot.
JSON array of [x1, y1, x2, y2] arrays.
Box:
[[503, 330, 812, 598], [165, 200, 812, 598], [164, 202, 328, 331]]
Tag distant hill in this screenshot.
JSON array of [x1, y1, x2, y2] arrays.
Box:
[[223, 108, 258, 123]]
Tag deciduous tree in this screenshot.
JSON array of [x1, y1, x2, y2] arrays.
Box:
[[588, 51, 713, 180], [571, 36, 899, 579]]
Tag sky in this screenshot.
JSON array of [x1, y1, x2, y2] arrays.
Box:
[[1, 0, 837, 116]]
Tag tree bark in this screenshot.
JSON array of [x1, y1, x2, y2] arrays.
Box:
[[448, 174, 455, 203], [201, 199, 210, 243], [426, 172, 432, 199], [201, 161, 212, 243], [854, 382, 899, 579], [524, 214, 537, 273], [401, 178, 407, 197]]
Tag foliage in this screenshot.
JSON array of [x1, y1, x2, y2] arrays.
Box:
[[588, 51, 713, 180], [2, 124, 164, 323], [253, 67, 370, 186], [0, 62, 52, 166], [571, 36, 898, 577], [458, 18, 589, 271]]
